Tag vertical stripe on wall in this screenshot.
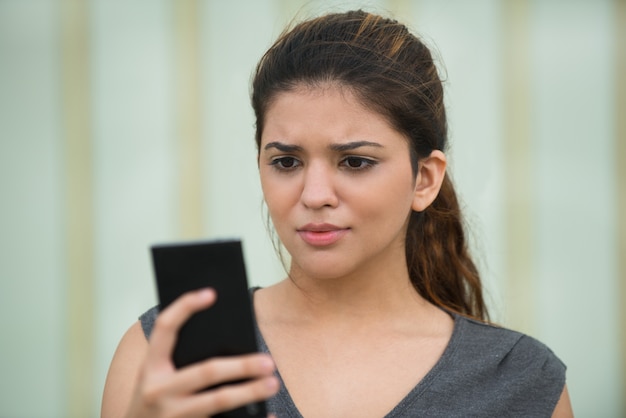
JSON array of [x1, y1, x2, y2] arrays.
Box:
[[60, 0, 94, 415], [276, 0, 306, 26], [616, 0, 626, 412], [501, 0, 535, 333], [387, 0, 413, 18], [173, 0, 204, 238]]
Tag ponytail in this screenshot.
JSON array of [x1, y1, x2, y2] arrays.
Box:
[[406, 174, 488, 321]]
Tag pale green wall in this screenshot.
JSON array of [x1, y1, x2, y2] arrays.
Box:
[[0, 1, 66, 416], [0, 0, 622, 416]]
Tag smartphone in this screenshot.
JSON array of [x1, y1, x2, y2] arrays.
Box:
[[151, 239, 266, 418]]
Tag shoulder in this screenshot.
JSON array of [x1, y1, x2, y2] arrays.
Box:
[[416, 315, 567, 416], [101, 321, 148, 416], [454, 316, 566, 379]]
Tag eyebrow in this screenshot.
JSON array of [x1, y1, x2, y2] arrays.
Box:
[[264, 142, 304, 152], [329, 141, 383, 152], [263, 140, 383, 152]]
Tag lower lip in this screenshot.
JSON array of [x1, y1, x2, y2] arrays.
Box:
[[298, 229, 349, 247]]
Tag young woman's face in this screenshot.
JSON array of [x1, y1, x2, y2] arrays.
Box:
[[258, 86, 419, 281]]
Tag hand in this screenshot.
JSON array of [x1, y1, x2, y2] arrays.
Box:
[[125, 288, 279, 418]]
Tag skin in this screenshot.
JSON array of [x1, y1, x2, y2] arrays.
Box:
[[254, 85, 573, 417], [259, 87, 438, 285], [101, 84, 573, 417], [254, 85, 453, 417], [101, 289, 280, 418]]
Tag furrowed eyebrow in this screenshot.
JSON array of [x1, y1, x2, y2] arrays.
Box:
[[263, 142, 303, 152], [329, 141, 383, 152], [263, 140, 382, 153]]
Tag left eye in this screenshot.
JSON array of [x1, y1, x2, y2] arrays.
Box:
[[341, 157, 376, 170]]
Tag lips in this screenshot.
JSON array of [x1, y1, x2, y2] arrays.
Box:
[[297, 223, 349, 247]]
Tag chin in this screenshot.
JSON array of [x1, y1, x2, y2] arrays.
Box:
[[288, 256, 358, 282]]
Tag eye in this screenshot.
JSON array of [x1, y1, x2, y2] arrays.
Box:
[[270, 156, 301, 171], [341, 156, 377, 171]]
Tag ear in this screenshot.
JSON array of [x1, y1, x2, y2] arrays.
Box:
[[411, 150, 447, 212]]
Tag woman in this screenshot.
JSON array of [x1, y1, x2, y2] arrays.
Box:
[[102, 10, 572, 417]]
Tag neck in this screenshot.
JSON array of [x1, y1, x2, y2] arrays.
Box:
[[278, 262, 431, 325]]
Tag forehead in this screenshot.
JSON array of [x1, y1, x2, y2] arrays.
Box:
[[266, 84, 367, 119], [261, 85, 403, 147]]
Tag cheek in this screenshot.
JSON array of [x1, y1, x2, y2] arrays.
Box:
[[352, 174, 415, 228], [361, 170, 415, 208], [260, 172, 295, 225]]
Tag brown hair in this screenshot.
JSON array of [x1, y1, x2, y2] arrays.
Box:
[[251, 10, 488, 321]]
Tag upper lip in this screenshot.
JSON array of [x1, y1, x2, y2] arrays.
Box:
[[297, 223, 346, 232]]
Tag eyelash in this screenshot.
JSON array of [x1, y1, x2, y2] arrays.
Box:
[[269, 156, 301, 171], [269, 156, 378, 172], [341, 156, 377, 171]]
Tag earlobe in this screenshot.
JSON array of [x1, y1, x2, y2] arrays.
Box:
[[411, 150, 447, 212]]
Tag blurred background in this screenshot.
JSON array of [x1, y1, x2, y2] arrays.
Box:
[[0, 0, 623, 416]]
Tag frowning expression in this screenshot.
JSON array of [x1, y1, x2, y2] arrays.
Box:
[[258, 86, 419, 282]]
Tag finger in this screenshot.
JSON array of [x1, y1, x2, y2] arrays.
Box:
[[174, 375, 279, 417], [167, 353, 276, 395], [147, 289, 217, 367]]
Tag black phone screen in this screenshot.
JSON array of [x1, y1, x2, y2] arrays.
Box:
[[151, 239, 266, 418]]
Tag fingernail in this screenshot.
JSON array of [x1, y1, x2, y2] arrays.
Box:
[[266, 376, 279, 392], [197, 288, 215, 300], [260, 356, 275, 371]]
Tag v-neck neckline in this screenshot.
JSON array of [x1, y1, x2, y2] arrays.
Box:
[[249, 287, 464, 418]]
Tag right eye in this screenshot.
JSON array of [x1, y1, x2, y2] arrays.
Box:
[[269, 156, 301, 171]]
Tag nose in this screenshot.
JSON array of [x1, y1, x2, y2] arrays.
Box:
[[300, 162, 339, 209]]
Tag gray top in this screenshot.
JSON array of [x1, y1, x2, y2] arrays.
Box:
[[140, 297, 566, 417]]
